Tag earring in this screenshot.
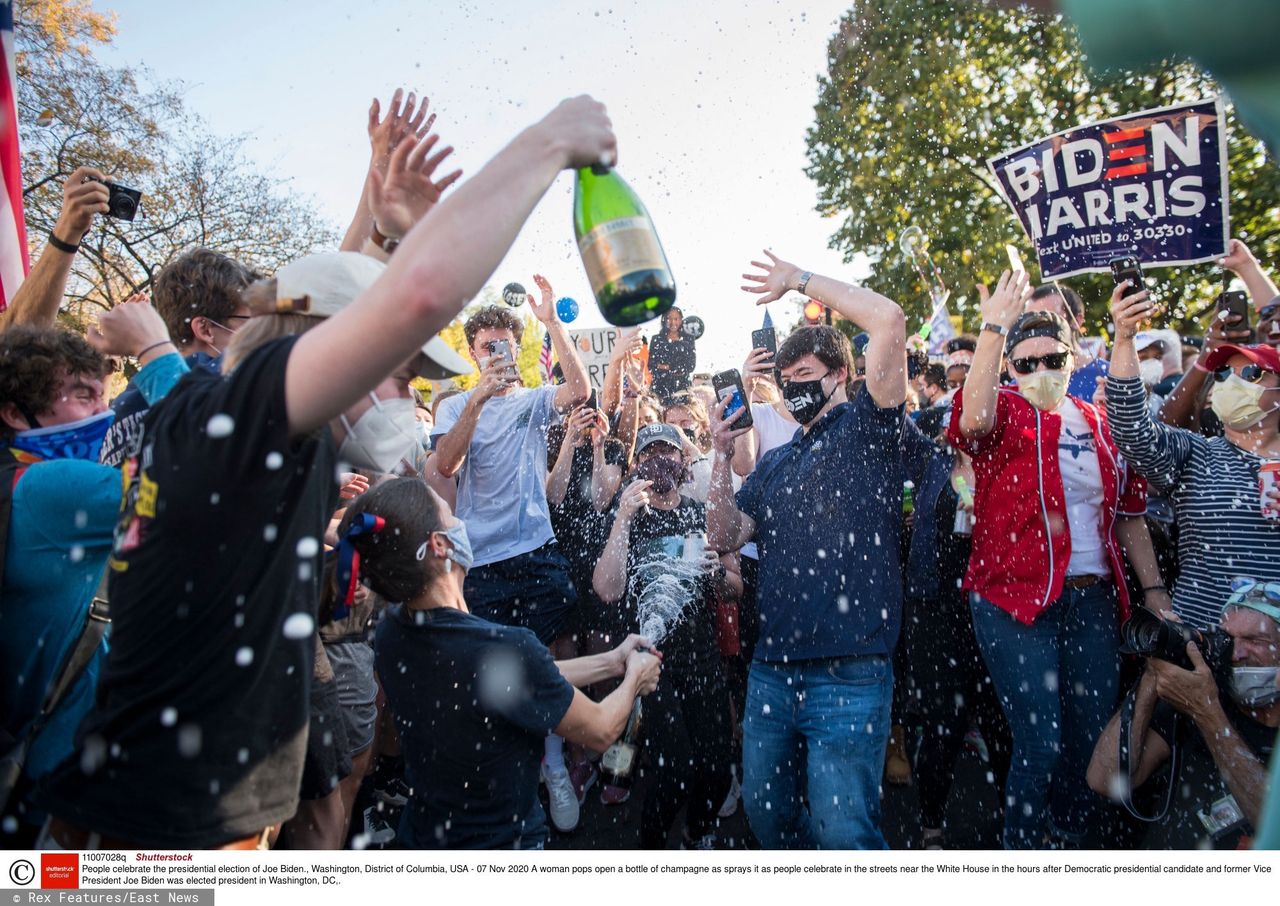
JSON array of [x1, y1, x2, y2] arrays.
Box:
[[444, 558, 453, 573], [415, 541, 428, 561]]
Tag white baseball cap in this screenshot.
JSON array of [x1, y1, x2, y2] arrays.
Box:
[[273, 252, 471, 378]]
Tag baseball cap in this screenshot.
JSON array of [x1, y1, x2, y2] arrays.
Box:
[[1201, 343, 1280, 375], [634, 422, 685, 454], [1134, 331, 1162, 352], [273, 252, 471, 379]]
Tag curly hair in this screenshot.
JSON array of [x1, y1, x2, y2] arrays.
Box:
[[463, 305, 524, 349], [154, 248, 263, 347], [0, 326, 108, 440]]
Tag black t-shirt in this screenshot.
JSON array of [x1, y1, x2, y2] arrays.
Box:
[[648, 334, 696, 399], [603, 496, 715, 668], [1140, 698, 1276, 849], [374, 606, 575, 849], [100, 352, 220, 468], [548, 432, 626, 594], [39, 337, 338, 848]]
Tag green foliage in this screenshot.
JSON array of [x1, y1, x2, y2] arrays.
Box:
[[434, 287, 546, 391], [807, 0, 1280, 338]]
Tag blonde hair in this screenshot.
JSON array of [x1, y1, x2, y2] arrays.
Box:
[[221, 278, 321, 372]]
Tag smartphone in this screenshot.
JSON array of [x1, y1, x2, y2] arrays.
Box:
[[585, 389, 599, 411], [751, 327, 778, 359], [1109, 257, 1146, 299], [712, 369, 753, 430], [489, 339, 518, 382], [1216, 291, 1255, 342]]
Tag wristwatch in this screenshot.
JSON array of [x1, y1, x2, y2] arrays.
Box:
[[796, 271, 813, 296], [370, 222, 401, 254], [981, 321, 1008, 337]]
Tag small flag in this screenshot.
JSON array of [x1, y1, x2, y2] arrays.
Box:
[[926, 302, 957, 355], [540, 329, 555, 383], [0, 1, 31, 312], [762, 309, 773, 330]]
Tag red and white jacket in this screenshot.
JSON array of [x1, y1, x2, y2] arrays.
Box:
[[946, 387, 1147, 626]]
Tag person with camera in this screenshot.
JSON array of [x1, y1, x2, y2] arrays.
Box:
[[707, 250, 907, 850], [647, 307, 696, 400], [948, 270, 1162, 849], [1087, 584, 1280, 848], [1106, 282, 1280, 632], [0, 167, 113, 333], [593, 422, 739, 847], [430, 277, 592, 832]]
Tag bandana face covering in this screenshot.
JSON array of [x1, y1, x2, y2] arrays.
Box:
[[10, 410, 115, 462], [636, 456, 684, 494]]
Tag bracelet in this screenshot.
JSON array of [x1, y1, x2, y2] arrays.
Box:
[[981, 321, 1008, 337], [136, 340, 173, 360], [370, 222, 401, 254], [796, 271, 813, 295], [48, 231, 79, 254]]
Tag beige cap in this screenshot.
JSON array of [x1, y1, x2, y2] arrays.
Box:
[[274, 252, 471, 378]]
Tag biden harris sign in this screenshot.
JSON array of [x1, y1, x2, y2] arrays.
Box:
[[988, 98, 1228, 280]]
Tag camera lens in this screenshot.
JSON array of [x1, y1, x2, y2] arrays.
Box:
[[111, 193, 137, 219]]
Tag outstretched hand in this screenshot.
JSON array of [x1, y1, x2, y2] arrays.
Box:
[[368, 89, 434, 176], [741, 250, 803, 306], [528, 274, 557, 325], [979, 269, 1032, 330], [367, 130, 462, 239]]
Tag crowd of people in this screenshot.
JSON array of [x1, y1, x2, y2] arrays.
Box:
[[1, 86, 1279, 853]]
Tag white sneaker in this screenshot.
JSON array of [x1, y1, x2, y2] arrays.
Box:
[[718, 766, 741, 819], [541, 760, 580, 832], [360, 805, 397, 846]]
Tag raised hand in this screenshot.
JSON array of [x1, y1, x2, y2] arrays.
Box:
[[535, 95, 616, 170], [742, 346, 775, 387], [710, 394, 752, 456], [367, 129, 462, 239], [741, 250, 803, 306], [55, 166, 111, 241], [617, 478, 653, 519], [528, 274, 557, 324], [564, 404, 597, 447], [1219, 238, 1257, 274], [1205, 305, 1254, 354], [368, 89, 434, 177], [86, 295, 169, 358], [979, 269, 1033, 331], [1109, 281, 1153, 341]]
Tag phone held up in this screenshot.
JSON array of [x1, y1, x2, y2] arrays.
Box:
[[1216, 290, 1255, 343], [750, 327, 777, 359], [712, 369, 753, 430], [1109, 256, 1147, 300], [489, 339, 519, 383]]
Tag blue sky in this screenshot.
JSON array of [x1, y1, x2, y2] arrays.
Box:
[[97, 0, 867, 370]]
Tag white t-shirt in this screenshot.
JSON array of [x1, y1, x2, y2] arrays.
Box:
[[431, 385, 561, 567], [1057, 400, 1109, 577]]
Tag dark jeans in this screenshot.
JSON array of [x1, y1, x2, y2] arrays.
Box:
[[970, 583, 1120, 849], [464, 542, 577, 645], [639, 656, 733, 848], [904, 593, 1012, 829]]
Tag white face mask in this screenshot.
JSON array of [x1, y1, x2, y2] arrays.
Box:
[[1138, 358, 1165, 387], [1210, 373, 1280, 431], [1230, 666, 1280, 708], [338, 394, 420, 475], [1016, 369, 1069, 411]]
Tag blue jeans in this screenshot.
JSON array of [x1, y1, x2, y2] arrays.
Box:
[[464, 542, 577, 645], [742, 656, 893, 849], [970, 583, 1120, 849]]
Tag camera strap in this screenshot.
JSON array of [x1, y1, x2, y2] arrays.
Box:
[[1117, 682, 1183, 822]]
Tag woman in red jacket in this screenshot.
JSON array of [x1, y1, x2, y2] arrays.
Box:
[[947, 271, 1164, 849]]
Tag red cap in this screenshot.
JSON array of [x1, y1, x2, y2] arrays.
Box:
[[1200, 343, 1280, 374]]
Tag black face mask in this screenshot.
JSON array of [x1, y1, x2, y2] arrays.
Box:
[[783, 371, 835, 425], [636, 456, 684, 493]]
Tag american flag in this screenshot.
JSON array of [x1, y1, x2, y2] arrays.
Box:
[[540, 327, 555, 382], [0, 0, 27, 312]]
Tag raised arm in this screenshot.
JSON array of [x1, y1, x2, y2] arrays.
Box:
[[706, 395, 756, 553], [1220, 238, 1280, 310], [592, 480, 650, 603], [1158, 307, 1251, 429], [547, 409, 593, 507], [530, 274, 590, 412], [602, 330, 642, 418], [958, 270, 1032, 440], [1, 167, 109, 331], [285, 96, 616, 436], [432, 358, 513, 478], [742, 250, 907, 407]]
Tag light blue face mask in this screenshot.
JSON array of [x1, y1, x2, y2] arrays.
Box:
[[439, 521, 474, 572]]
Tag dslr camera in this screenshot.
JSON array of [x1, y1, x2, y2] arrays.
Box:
[[91, 177, 142, 221], [1120, 607, 1233, 678]]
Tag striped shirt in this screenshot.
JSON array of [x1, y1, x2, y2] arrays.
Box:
[[1105, 374, 1280, 630]]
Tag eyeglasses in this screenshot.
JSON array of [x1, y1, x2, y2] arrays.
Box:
[[854, 367, 867, 377], [1259, 303, 1279, 322], [1213, 364, 1267, 384], [1009, 352, 1070, 375]]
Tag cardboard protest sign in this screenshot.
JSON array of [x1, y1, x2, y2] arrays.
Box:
[[988, 98, 1228, 280], [569, 327, 622, 390]]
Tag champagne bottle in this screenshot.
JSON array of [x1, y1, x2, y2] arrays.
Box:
[[599, 698, 644, 790], [573, 167, 676, 327]]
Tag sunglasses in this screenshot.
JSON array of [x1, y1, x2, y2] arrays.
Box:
[[1260, 303, 1279, 322], [1009, 352, 1070, 375], [1213, 364, 1268, 384]]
